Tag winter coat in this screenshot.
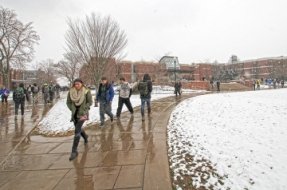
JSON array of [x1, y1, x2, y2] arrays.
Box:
[[66, 87, 92, 122], [96, 83, 114, 103], [118, 82, 132, 99], [13, 87, 26, 103], [1, 88, 10, 97], [138, 80, 153, 99]]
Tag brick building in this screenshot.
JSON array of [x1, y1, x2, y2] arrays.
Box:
[[79, 56, 287, 88], [191, 56, 287, 82]]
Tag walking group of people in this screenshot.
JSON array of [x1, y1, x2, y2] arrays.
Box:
[[253, 78, 285, 90], [41, 83, 61, 104], [66, 74, 153, 161], [0, 82, 62, 118]]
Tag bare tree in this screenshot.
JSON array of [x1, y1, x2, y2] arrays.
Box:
[[55, 52, 81, 85], [0, 7, 39, 88], [65, 13, 127, 88], [37, 59, 56, 84]]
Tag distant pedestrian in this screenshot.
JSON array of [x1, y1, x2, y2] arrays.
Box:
[[216, 81, 221, 92], [116, 77, 134, 118], [174, 81, 182, 96], [252, 80, 256, 91], [31, 83, 39, 104], [95, 77, 115, 127], [26, 84, 32, 102], [13, 83, 26, 117], [42, 83, 49, 104], [281, 80, 285, 88], [138, 74, 153, 121], [256, 80, 260, 90], [48, 83, 55, 103], [210, 80, 214, 90], [1, 86, 10, 103], [66, 78, 92, 161]]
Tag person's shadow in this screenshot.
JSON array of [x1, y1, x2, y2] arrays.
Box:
[[117, 116, 134, 151], [73, 146, 94, 190], [145, 116, 155, 161]]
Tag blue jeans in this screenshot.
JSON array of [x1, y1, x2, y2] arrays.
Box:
[[141, 98, 151, 116], [99, 102, 113, 124]]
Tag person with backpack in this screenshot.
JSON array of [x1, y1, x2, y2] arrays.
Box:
[[116, 77, 134, 118], [13, 83, 26, 117], [216, 81, 221, 92], [31, 83, 39, 104], [42, 83, 49, 104], [1, 86, 10, 103], [95, 77, 115, 127], [66, 78, 92, 161], [26, 84, 32, 103], [174, 81, 182, 96], [48, 83, 55, 103], [138, 74, 153, 121]]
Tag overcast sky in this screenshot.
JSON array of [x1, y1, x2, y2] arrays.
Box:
[[1, 0, 287, 64]]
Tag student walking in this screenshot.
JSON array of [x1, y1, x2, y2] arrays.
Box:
[[13, 83, 26, 117], [31, 83, 39, 104], [66, 78, 92, 161], [0, 86, 10, 103], [138, 74, 153, 121], [116, 77, 134, 118], [95, 77, 115, 127]]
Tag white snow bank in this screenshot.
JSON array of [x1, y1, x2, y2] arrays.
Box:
[[168, 89, 287, 190]]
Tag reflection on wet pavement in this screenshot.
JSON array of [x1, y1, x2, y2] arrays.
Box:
[[0, 94, 204, 190], [0, 101, 54, 165]]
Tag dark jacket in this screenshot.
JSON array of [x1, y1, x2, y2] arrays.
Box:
[[138, 80, 152, 99], [96, 83, 114, 103], [66, 87, 92, 122], [13, 87, 26, 103]]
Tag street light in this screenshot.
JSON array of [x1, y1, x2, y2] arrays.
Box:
[[174, 57, 177, 83]]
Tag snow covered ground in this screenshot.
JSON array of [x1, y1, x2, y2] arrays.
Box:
[[168, 89, 287, 190]]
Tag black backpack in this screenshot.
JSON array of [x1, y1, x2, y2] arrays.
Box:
[[14, 87, 25, 101], [138, 82, 149, 96]]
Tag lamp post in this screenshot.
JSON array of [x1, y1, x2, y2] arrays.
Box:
[[174, 57, 177, 83]]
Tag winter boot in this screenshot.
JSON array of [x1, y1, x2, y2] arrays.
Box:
[[69, 136, 80, 161], [81, 131, 89, 145]]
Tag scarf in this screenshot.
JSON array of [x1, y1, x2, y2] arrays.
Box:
[[69, 87, 86, 106]]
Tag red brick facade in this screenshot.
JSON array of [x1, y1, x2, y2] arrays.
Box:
[[79, 56, 287, 90]]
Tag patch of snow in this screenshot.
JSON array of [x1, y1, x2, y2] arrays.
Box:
[[56, 77, 70, 87], [168, 89, 287, 190]]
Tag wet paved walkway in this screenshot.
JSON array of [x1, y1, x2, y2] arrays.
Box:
[[0, 101, 51, 165], [0, 94, 203, 190]]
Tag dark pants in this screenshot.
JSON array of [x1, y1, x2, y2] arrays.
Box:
[[1, 95, 8, 103], [175, 89, 181, 96], [99, 102, 113, 124], [15, 101, 25, 115], [141, 98, 151, 116], [72, 118, 87, 153], [116, 97, 133, 117]]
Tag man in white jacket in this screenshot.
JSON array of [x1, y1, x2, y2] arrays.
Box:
[[116, 77, 134, 118]]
